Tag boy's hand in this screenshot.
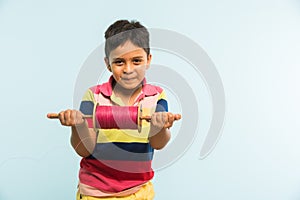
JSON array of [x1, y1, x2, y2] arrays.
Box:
[[149, 112, 181, 135], [48, 109, 85, 127]]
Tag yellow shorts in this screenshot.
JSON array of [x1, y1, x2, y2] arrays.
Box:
[[76, 182, 155, 200]]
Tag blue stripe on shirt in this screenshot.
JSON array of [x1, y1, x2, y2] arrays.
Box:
[[79, 101, 94, 115], [88, 142, 154, 161], [155, 99, 168, 112]]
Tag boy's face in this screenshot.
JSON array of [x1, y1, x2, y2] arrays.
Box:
[[105, 40, 151, 91]]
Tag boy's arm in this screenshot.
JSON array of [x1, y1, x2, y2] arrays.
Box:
[[71, 121, 97, 157], [57, 109, 97, 157], [69, 88, 97, 157], [149, 126, 171, 150], [149, 112, 179, 150]]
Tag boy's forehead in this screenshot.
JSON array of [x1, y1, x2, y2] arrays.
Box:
[[109, 40, 145, 59]]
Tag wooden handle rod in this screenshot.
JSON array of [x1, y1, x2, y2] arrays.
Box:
[[47, 113, 181, 121]]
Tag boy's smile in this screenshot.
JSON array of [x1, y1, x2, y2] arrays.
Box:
[[105, 40, 152, 93]]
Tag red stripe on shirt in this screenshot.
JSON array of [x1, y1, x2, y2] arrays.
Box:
[[79, 158, 154, 192]]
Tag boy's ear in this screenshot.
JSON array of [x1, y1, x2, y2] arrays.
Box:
[[104, 57, 112, 72], [146, 54, 152, 69]]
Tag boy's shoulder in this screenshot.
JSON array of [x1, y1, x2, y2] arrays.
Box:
[[87, 77, 114, 96], [143, 83, 164, 96], [88, 82, 111, 96]]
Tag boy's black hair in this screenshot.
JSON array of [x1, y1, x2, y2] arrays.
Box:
[[104, 19, 150, 58]]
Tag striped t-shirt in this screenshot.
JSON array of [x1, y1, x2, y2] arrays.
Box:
[[77, 76, 168, 196]]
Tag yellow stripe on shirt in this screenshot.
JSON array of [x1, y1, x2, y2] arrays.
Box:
[[97, 127, 150, 143]]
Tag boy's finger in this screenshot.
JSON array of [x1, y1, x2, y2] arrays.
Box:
[[168, 113, 174, 121], [65, 110, 73, 126], [57, 111, 65, 125], [162, 113, 172, 128]]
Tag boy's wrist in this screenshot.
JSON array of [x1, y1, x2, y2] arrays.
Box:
[[149, 127, 167, 138], [74, 118, 87, 128]]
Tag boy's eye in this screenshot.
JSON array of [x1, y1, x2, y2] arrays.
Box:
[[133, 59, 142, 64], [113, 60, 124, 65]]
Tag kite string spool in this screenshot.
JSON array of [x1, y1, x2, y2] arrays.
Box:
[[94, 105, 140, 129], [47, 105, 180, 133]]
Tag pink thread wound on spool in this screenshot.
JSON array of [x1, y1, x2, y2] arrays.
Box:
[[95, 106, 139, 129]]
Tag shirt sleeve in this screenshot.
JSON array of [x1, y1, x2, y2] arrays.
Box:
[[155, 90, 168, 112], [79, 89, 95, 128]]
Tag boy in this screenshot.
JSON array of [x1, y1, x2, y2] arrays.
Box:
[[50, 19, 180, 199]]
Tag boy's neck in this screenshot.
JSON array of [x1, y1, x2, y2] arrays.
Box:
[[112, 84, 142, 106]]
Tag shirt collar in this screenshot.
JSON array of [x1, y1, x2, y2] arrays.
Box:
[[100, 75, 158, 97]]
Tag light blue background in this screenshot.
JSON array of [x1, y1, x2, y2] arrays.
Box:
[[1, 0, 300, 199]]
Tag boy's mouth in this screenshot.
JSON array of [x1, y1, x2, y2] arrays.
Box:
[[121, 77, 135, 81]]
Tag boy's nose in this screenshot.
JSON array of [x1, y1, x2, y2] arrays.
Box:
[[123, 64, 133, 73]]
